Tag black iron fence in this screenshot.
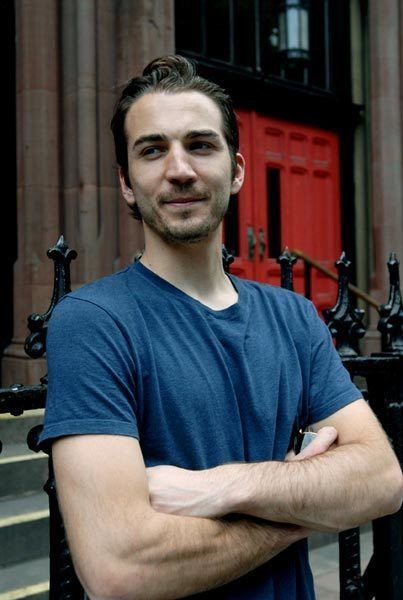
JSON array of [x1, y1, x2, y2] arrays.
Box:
[[277, 247, 403, 600], [0, 237, 402, 599]]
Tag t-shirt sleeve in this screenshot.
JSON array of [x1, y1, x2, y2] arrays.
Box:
[[305, 300, 362, 425], [39, 296, 139, 449]]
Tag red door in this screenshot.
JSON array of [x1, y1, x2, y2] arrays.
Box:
[[224, 111, 341, 313]]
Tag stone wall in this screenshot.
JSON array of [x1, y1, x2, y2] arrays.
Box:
[[2, 0, 174, 385], [365, 0, 403, 352], [2, 0, 402, 382]]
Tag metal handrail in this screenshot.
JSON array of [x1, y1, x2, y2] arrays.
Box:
[[291, 248, 380, 309]]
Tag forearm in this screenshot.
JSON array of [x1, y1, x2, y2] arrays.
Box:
[[116, 510, 308, 599], [219, 442, 402, 532]]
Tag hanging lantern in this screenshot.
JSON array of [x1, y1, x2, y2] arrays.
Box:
[[278, 0, 310, 62]]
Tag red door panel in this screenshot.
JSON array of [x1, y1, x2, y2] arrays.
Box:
[[227, 111, 341, 312]]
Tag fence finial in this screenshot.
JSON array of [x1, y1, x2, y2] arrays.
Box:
[[377, 253, 403, 354], [24, 236, 77, 359], [222, 244, 235, 274], [277, 246, 297, 291], [323, 252, 366, 357]]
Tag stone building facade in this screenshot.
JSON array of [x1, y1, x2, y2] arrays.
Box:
[[1, 0, 402, 385], [2, 0, 174, 386]]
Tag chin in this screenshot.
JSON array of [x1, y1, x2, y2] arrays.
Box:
[[143, 208, 225, 244], [161, 226, 212, 245], [171, 214, 224, 241]]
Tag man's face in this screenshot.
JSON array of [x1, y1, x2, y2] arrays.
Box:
[[119, 91, 244, 244]]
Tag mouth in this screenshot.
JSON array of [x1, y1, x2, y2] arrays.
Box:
[[164, 197, 206, 207]]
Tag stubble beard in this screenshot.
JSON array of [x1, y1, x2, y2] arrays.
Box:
[[137, 189, 230, 245]]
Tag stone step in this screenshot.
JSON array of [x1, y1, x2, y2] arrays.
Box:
[[0, 492, 49, 568], [0, 444, 48, 499], [0, 557, 48, 600], [0, 411, 44, 446]]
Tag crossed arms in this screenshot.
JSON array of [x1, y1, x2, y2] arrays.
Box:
[[53, 399, 403, 600]]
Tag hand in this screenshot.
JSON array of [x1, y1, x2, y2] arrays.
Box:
[[286, 426, 338, 462], [146, 464, 225, 518], [147, 426, 338, 518]]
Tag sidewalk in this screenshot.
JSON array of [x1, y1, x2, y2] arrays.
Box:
[[309, 530, 372, 599]]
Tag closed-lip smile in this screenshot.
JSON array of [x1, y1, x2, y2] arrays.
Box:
[[165, 197, 206, 205]]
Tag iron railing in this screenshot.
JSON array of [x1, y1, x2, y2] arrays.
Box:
[[278, 247, 403, 599], [290, 247, 380, 310], [0, 237, 402, 599]]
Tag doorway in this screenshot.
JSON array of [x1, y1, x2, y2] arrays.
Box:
[[224, 110, 341, 314]]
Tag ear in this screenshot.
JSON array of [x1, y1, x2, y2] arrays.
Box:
[[230, 153, 245, 195], [118, 167, 135, 207]]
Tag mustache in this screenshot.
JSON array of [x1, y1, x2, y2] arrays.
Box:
[[158, 189, 211, 203]]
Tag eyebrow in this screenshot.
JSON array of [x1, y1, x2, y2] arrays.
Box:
[[132, 134, 168, 150], [132, 129, 222, 150], [185, 129, 221, 141]]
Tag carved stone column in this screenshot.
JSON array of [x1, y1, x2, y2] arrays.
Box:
[[367, 0, 403, 352], [2, 0, 60, 386], [61, 0, 120, 284], [116, 0, 175, 267], [62, 0, 175, 276], [369, 0, 403, 296], [2, 0, 175, 385]]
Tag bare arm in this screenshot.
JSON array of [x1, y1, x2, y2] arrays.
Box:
[[147, 400, 403, 533], [53, 435, 308, 600], [234, 400, 402, 531]]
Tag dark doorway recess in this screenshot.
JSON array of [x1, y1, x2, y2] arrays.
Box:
[[267, 168, 281, 259], [0, 0, 17, 385], [175, 0, 359, 272]]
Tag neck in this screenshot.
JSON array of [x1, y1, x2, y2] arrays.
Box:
[[139, 225, 237, 308]]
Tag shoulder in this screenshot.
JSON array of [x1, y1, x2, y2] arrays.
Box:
[[68, 263, 134, 308], [48, 264, 138, 340], [233, 277, 327, 347], [235, 276, 314, 319]]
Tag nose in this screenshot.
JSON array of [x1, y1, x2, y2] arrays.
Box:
[[164, 143, 197, 185]]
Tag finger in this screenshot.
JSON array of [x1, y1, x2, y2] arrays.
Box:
[[316, 426, 338, 446], [294, 426, 338, 461]]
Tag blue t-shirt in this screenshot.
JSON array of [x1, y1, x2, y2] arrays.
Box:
[[40, 261, 361, 599]]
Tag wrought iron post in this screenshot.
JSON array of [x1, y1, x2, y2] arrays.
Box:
[[365, 358, 403, 600], [0, 235, 83, 596], [25, 236, 84, 599], [222, 244, 235, 274], [277, 247, 297, 291], [366, 253, 403, 599], [323, 252, 366, 357], [323, 253, 366, 598], [338, 528, 364, 600], [304, 260, 312, 300], [45, 459, 86, 599], [24, 236, 77, 360], [377, 252, 403, 354]]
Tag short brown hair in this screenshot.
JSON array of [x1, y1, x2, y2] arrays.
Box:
[[111, 55, 239, 220]]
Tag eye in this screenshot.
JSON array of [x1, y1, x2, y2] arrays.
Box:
[[189, 141, 214, 152], [141, 146, 165, 157]]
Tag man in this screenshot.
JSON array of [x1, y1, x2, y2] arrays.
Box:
[[39, 55, 402, 599]]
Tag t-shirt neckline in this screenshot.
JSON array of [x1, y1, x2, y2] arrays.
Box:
[[131, 259, 243, 318]]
